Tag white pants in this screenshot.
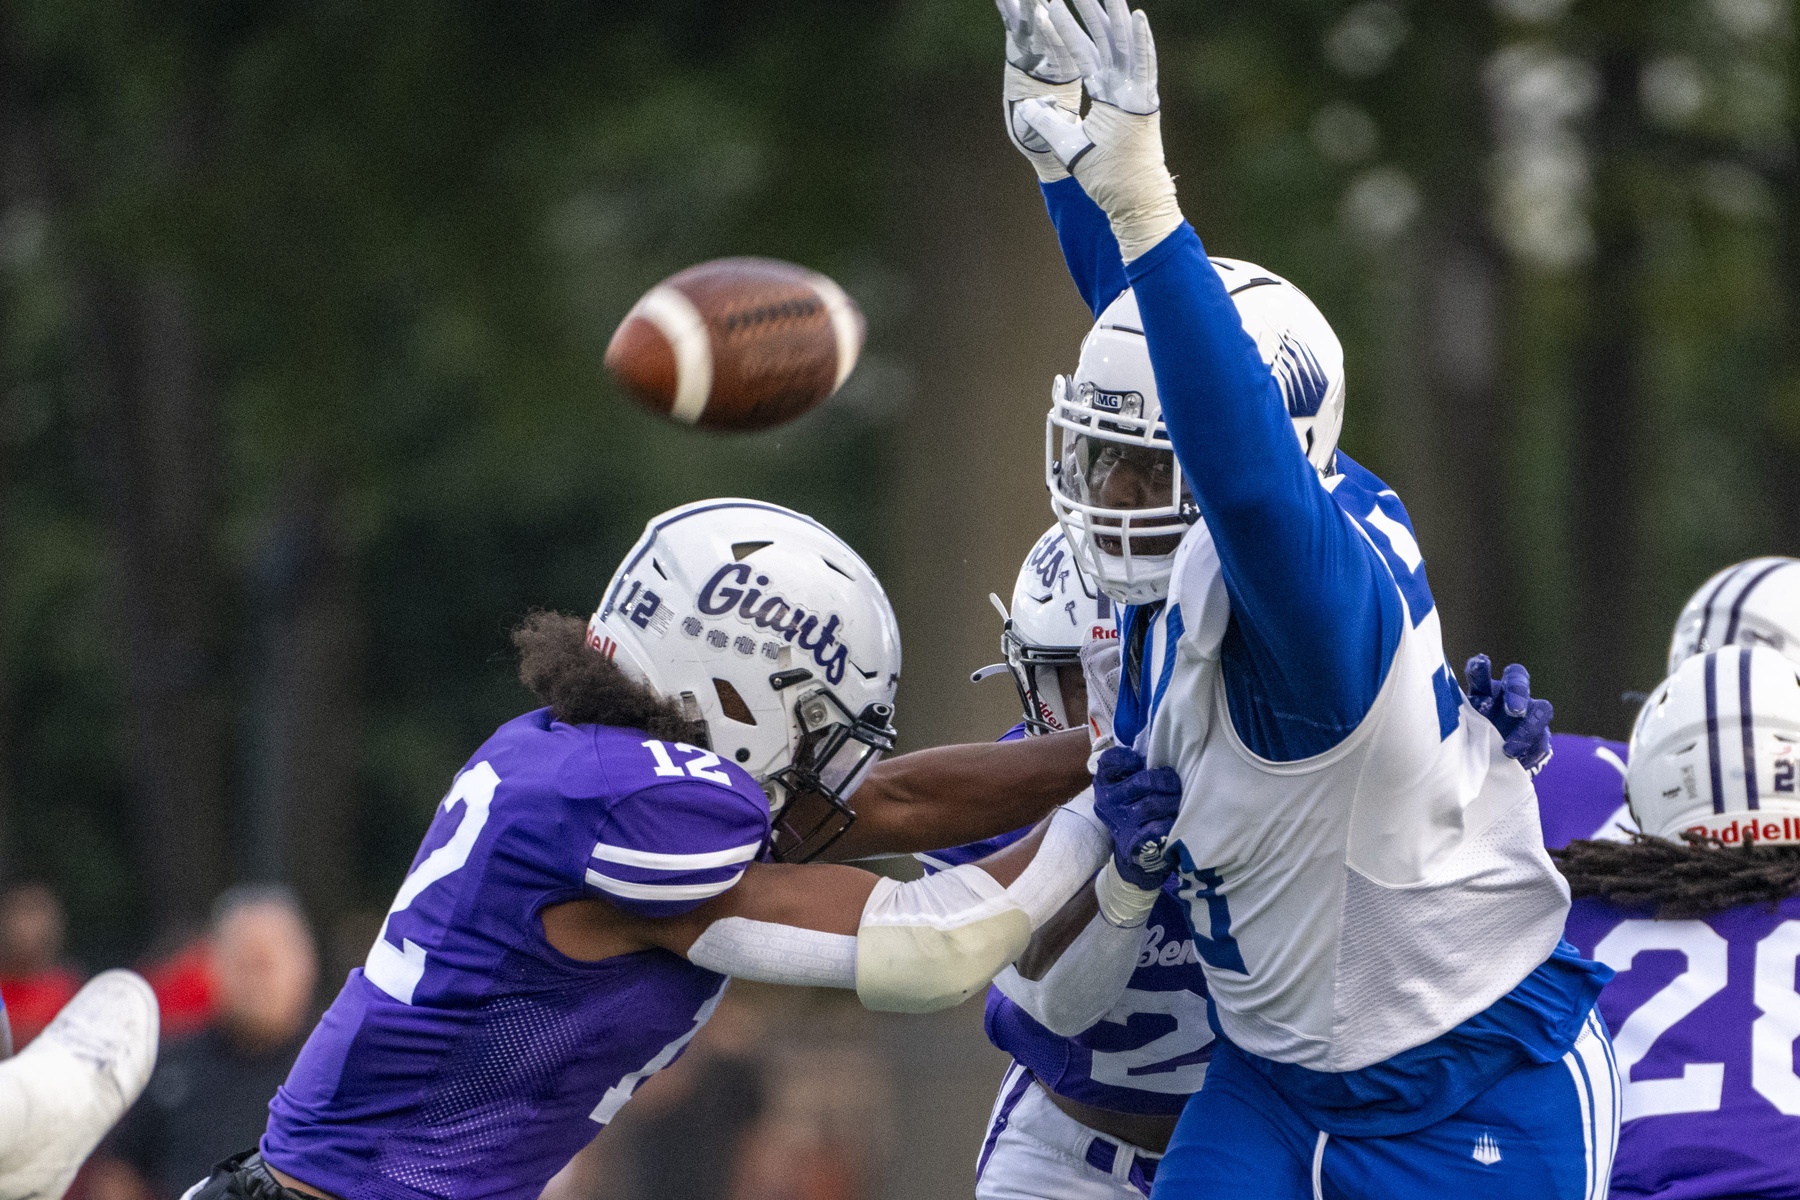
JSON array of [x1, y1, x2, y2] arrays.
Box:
[[974, 1062, 1164, 1200]]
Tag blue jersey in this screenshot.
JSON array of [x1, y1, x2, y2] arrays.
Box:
[[1536, 734, 1800, 1198], [262, 711, 771, 1200], [920, 727, 1213, 1116]]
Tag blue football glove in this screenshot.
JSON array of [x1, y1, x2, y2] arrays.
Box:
[[1464, 654, 1554, 774], [1092, 746, 1181, 889]]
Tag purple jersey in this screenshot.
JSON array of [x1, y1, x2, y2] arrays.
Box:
[[920, 728, 1213, 1117], [1538, 733, 1800, 1198], [262, 711, 770, 1200], [1535, 732, 1634, 849]]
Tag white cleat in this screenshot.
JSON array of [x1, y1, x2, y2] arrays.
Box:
[[0, 970, 161, 1200]]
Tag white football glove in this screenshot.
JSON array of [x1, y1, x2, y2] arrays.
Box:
[[998, 0, 1084, 183], [1080, 633, 1122, 765], [1016, 0, 1183, 260]]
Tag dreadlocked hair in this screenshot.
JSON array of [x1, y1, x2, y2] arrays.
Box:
[[1552, 830, 1800, 919], [512, 611, 701, 743]]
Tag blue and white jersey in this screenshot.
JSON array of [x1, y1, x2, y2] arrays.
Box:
[[263, 711, 770, 1200], [1036, 182, 1608, 1136], [919, 727, 1212, 1116], [1134, 462, 1577, 1078]]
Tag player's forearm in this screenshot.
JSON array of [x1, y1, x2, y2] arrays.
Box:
[[1042, 177, 1130, 318], [995, 900, 1144, 1037], [824, 729, 1091, 861], [663, 806, 1109, 1013]]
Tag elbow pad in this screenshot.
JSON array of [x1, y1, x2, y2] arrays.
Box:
[[855, 864, 1032, 1014]]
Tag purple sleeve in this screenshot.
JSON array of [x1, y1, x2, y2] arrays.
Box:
[[585, 780, 771, 919], [1041, 178, 1130, 317]]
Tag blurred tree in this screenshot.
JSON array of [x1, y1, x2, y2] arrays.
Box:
[[0, 0, 1794, 961]]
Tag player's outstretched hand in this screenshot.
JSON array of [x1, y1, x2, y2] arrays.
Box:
[[1465, 654, 1555, 775], [1093, 747, 1180, 889], [1013, 0, 1182, 260], [998, 0, 1085, 183]]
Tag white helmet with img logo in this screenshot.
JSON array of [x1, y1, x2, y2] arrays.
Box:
[[590, 499, 901, 859], [1628, 645, 1800, 846], [1666, 558, 1800, 675], [1047, 264, 1345, 605], [973, 525, 1117, 735]]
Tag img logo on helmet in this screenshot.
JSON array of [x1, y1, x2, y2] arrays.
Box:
[[697, 563, 850, 684]]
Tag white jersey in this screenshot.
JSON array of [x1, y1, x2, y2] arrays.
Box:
[[1138, 486, 1572, 1073]]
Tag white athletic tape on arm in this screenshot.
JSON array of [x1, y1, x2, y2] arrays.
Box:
[[634, 285, 713, 424], [1004, 793, 1109, 929], [1093, 860, 1161, 928], [807, 274, 862, 394], [686, 917, 857, 988], [855, 864, 1033, 1014], [994, 910, 1150, 1036]]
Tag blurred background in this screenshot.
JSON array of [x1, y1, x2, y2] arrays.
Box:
[[0, 0, 1794, 1196]]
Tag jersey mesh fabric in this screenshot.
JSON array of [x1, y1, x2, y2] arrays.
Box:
[[1333, 797, 1574, 1057], [263, 712, 767, 1200]]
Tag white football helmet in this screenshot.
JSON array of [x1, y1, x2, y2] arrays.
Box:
[[1046, 264, 1347, 605], [590, 499, 902, 860], [1628, 646, 1800, 846], [973, 525, 1117, 735], [1666, 557, 1800, 675]]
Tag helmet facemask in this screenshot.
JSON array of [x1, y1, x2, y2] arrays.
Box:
[[996, 619, 1080, 736], [763, 679, 896, 862], [1047, 374, 1197, 606]]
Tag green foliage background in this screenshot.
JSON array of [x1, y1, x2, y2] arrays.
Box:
[[0, 0, 1794, 962]]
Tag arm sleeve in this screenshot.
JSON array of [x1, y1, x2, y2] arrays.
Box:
[[992, 909, 1146, 1037], [586, 781, 770, 919], [1042, 178, 1131, 317], [1125, 225, 1401, 756]]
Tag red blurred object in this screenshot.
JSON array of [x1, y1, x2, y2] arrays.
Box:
[[0, 966, 82, 1046], [141, 937, 216, 1038]]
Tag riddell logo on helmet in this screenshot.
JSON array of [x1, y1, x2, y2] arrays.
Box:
[[697, 563, 850, 685], [1686, 817, 1800, 845]]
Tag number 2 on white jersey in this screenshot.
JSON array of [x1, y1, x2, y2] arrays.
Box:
[[366, 760, 501, 1005], [1597, 918, 1800, 1120]]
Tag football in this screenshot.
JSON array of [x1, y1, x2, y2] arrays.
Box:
[[605, 257, 865, 432]]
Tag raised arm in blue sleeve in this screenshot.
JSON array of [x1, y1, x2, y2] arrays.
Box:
[[1125, 224, 1401, 760], [1041, 177, 1130, 318]]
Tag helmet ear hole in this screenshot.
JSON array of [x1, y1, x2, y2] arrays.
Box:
[[713, 679, 757, 725]]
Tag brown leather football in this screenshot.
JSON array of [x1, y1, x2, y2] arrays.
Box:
[[605, 257, 865, 432]]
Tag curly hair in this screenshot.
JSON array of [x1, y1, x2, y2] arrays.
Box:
[[512, 611, 701, 743], [1552, 831, 1800, 918]]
